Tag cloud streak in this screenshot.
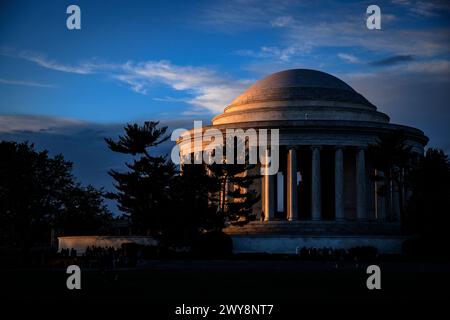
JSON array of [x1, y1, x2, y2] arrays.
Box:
[[338, 54, 416, 67], [338, 53, 362, 64], [392, 0, 450, 18], [2, 47, 249, 114], [0, 78, 56, 88], [0, 114, 83, 133], [271, 16, 294, 27], [205, 1, 450, 61], [18, 51, 95, 74], [370, 55, 414, 66], [199, 0, 302, 32], [236, 46, 304, 62], [117, 60, 249, 113]]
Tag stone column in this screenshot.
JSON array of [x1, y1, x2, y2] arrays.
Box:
[[375, 170, 386, 221], [287, 148, 298, 221], [392, 180, 401, 222], [311, 146, 321, 220], [356, 148, 367, 220], [276, 172, 284, 213], [263, 149, 275, 221], [334, 147, 345, 221]]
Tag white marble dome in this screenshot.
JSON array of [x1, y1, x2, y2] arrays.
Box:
[[213, 69, 389, 125]]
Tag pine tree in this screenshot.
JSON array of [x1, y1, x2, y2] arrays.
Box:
[[206, 138, 260, 228], [105, 122, 176, 235], [165, 164, 218, 245]]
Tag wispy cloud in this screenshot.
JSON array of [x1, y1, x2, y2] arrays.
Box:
[[338, 54, 415, 67], [341, 59, 450, 79], [236, 46, 304, 62], [206, 1, 450, 59], [337, 53, 362, 64], [117, 60, 249, 113], [18, 51, 94, 74], [370, 55, 414, 66], [0, 114, 83, 133], [152, 96, 188, 103], [2, 47, 249, 114], [199, 0, 303, 31], [285, 21, 450, 57], [1, 48, 95, 74], [271, 16, 294, 27], [392, 0, 450, 17], [0, 78, 56, 88]]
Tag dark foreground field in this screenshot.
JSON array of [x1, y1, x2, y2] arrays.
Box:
[[1, 260, 449, 317]]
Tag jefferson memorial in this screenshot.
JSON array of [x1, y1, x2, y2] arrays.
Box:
[[178, 69, 428, 254]]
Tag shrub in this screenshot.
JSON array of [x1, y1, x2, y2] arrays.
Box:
[[192, 231, 233, 258]]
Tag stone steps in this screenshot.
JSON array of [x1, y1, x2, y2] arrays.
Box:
[[225, 220, 401, 236]]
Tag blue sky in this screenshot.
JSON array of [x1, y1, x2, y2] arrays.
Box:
[[1, 0, 450, 205]]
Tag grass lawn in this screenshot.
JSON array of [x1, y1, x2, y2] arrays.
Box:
[[1, 260, 448, 316]]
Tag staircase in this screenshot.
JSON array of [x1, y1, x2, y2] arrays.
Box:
[[225, 220, 401, 236]]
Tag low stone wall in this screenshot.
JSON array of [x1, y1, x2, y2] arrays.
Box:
[[231, 235, 407, 254], [58, 236, 158, 255], [59, 234, 406, 255]]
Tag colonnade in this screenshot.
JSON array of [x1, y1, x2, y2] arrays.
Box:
[[262, 146, 378, 221]]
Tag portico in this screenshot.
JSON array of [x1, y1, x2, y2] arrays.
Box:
[[262, 145, 371, 222]]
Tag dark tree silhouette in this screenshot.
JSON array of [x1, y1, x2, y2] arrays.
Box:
[[164, 164, 218, 246], [367, 131, 415, 222], [55, 184, 112, 236], [105, 121, 176, 235], [407, 149, 450, 237], [0, 141, 111, 250], [206, 138, 260, 227], [106, 123, 260, 249], [105, 122, 169, 156]]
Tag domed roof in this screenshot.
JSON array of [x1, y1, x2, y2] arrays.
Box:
[[230, 69, 374, 108], [212, 69, 388, 125]]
